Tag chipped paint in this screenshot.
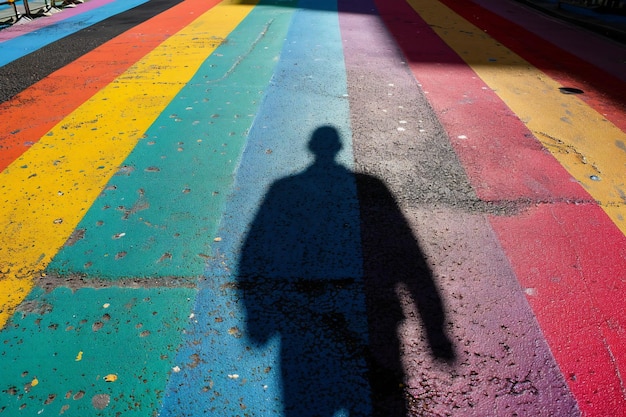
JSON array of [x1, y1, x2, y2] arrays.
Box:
[[0, 287, 195, 416]]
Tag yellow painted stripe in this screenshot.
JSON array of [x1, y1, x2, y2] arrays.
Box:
[[407, 0, 626, 232], [0, 0, 257, 328]]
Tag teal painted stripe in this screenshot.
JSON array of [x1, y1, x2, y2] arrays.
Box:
[[0, 286, 195, 417], [47, 1, 299, 280], [161, 0, 372, 415], [0, 0, 148, 67]]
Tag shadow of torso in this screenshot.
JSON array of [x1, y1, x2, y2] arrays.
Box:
[[239, 155, 370, 416]]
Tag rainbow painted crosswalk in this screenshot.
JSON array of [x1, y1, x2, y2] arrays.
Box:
[[1, 0, 625, 415]]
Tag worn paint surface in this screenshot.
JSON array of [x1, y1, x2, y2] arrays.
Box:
[[339, 0, 579, 414], [0, 0, 625, 415], [0, 287, 194, 416], [0, 0, 256, 327]]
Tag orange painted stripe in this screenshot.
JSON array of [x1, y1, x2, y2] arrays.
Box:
[[0, 0, 222, 171]]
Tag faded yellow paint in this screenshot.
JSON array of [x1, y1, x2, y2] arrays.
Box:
[[0, 0, 257, 328], [407, 0, 626, 234]]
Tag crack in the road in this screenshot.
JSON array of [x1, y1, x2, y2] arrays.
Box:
[[205, 19, 275, 84], [36, 273, 198, 293], [535, 130, 601, 174], [409, 195, 599, 216]]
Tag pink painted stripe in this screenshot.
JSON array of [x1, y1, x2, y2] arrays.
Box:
[[0, 0, 115, 42], [374, 0, 626, 414]]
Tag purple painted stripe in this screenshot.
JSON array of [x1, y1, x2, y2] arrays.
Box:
[[0, 0, 115, 42]]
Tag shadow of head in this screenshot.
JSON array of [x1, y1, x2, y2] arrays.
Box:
[[308, 125, 343, 163]]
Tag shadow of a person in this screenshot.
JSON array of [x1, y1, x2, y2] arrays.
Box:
[[355, 172, 456, 416], [238, 126, 454, 417]]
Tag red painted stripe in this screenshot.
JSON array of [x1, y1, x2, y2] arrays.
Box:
[[374, 0, 626, 414], [491, 205, 626, 414], [0, 0, 222, 172]]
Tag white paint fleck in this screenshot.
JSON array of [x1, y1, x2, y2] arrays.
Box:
[[457, 135, 468, 140], [397, 127, 406, 132], [524, 288, 537, 296]]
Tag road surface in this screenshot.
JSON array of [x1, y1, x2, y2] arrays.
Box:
[[1, 0, 625, 415]]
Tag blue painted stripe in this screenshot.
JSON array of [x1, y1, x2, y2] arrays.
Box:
[[0, 0, 148, 67], [161, 0, 373, 415]]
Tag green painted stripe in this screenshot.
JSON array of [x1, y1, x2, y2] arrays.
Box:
[[48, 1, 298, 280]]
